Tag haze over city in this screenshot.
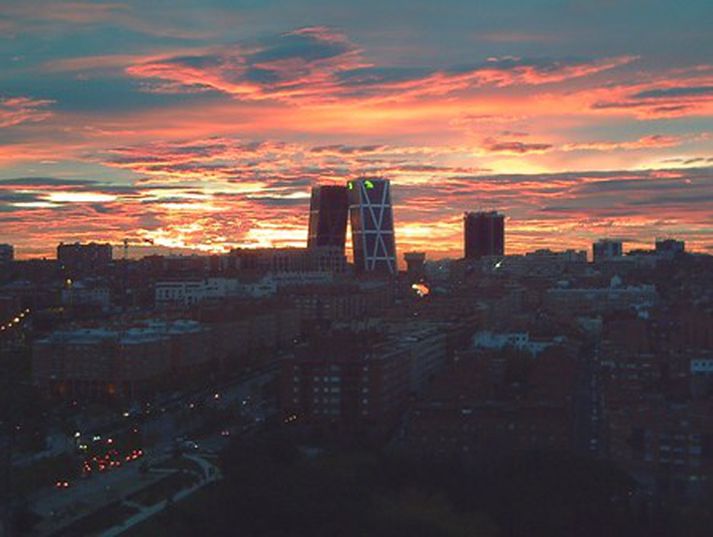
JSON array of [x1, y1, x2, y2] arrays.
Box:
[[1, 0, 712, 259]]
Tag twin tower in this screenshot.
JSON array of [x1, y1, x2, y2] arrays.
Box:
[[307, 178, 397, 275]]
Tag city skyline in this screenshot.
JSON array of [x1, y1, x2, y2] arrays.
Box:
[[1, 0, 713, 258]]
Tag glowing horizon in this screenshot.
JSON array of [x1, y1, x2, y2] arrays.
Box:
[[1, 1, 712, 260]]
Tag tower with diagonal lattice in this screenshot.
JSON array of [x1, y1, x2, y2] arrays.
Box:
[[347, 177, 397, 275]]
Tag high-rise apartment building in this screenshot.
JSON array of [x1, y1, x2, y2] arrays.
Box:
[[348, 178, 397, 274], [57, 242, 112, 276], [463, 211, 505, 259], [593, 239, 623, 263], [655, 238, 685, 259]]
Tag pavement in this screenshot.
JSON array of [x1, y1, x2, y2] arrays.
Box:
[[31, 457, 166, 536], [100, 453, 223, 537]]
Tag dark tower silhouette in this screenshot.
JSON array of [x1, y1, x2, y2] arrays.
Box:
[[404, 252, 426, 280], [307, 185, 349, 251], [348, 178, 397, 274], [464, 211, 505, 259]]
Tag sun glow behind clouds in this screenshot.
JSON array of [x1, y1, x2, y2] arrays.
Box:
[[46, 192, 118, 203], [1, 4, 713, 258]]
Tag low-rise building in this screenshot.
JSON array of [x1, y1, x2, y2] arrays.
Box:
[[32, 319, 212, 400], [472, 330, 564, 357], [544, 283, 657, 316], [61, 280, 111, 311], [155, 276, 277, 308]]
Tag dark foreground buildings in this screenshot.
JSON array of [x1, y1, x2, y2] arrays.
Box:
[[57, 241, 112, 277]]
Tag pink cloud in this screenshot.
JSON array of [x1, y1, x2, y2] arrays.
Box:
[[0, 96, 54, 128], [123, 26, 636, 104], [589, 67, 713, 118]]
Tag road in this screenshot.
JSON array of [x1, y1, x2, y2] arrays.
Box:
[[25, 363, 278, 531]]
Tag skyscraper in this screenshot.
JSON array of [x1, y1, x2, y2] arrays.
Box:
[[307, 185, 349, 251], [464, 211, 505, 259], [348, 178, 397, 274]]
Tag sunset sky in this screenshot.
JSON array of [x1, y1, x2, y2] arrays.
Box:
[[1, 0, 712, 260]]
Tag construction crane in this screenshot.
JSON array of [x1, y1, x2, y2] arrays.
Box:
[[118, 238, 154, 312]]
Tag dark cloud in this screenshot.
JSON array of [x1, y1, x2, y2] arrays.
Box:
[[482, 139, 553, 154], [125, 26, 635, 103], [310, 144, 387, 154], [0, 176, 99, 186], [633, 85, 713, 99], [592, 81, 713, 118], [248, 27, 355, 64], [0, 192, 44, 203]]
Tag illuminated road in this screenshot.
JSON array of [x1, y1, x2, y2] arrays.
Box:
[[26, 363, 277, 535]]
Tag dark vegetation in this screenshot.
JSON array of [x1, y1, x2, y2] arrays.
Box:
[[125, 431, 712, 537]]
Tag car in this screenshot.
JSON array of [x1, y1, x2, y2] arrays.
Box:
[[220, 429, 231, 437], [182, 440, 199, 451], [55, 480, 70, 489]]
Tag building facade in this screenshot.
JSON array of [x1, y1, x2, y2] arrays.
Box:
[[57, 242, 112, 276], [308, 185, 349, 251], [348, 178, 397, 275], [655, 238, 685, 259], [0, 244, 14, 265], [463, 211, 505, 259], [279, 333, 411, 437], [404, 252, 426, 281], [593, 239, 623, 263], [229, 247, 346, 274], [32, 319, 212, 400]]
